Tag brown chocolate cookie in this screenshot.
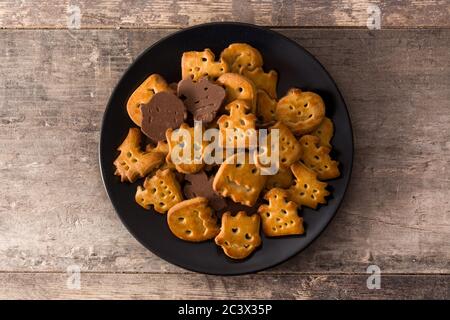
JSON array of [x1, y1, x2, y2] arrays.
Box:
[[140, 92, 187, 142], [183, 171, 227, 211], [177, 77, 225, 123]]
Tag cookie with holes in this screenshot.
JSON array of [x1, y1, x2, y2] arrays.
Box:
[[220, 43, 263, 73], [299, 135, 340, 180], [288, 162, 329, 209], [167, 197, 219, 242], [113, 128, 165, 183], [181, 49, 229, 82], [177, 77, 226, 123], [215, 211, 261, 259], [275, 88, 325, 135], [256, 90, 277, 123], [216, 73, 257, 113], [166, 123, 207, 174], [270, 121, 302, 168], [217, 100, 257, 149], [213, 153, 267, 207], [241, 67, 278, 99], [126, 74, 172, 126], [135, 169, 183, 213], [311, 117, 334, 148], [258, 188, 304, 237]]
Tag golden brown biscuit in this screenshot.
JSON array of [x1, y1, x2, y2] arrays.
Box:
[[264, 166, 294, 190], [275, 89, 325, 135], [166, 123, 207, 174], [135, 169, 183, 213], [167, 197, 219, 242], [216, 73, 257, 113], [113, 128, 165, 183], [256, 90, 277, 123], [215, 211, 261, 259], [311, 117, 334, 148], [126, 74, 172, 126], [299, 135, 340, 180], [220, 43, 263, 73], [258, 188, 304, 237], [181, 49, 229, 81], [213, 153, 267, 207], [288, 162, 329, 209], [270, 121, 302, 168], [241, 67, 278, 99], [217, 100, 257, 149]]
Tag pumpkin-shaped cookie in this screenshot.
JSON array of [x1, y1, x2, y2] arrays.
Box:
[[275, 89, 325, 135], [167, 197, 219, 242]]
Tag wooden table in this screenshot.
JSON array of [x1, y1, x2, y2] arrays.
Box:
[[0, 1, 449, 299]]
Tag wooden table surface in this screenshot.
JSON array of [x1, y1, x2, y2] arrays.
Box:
[[0, 1, 449, 299]]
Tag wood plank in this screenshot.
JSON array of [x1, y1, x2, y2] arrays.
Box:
[[0, 29, 449, 275], [0, 1, 449, 29], [0, 273, 448, 299]]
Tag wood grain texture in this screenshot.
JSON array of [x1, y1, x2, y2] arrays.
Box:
[[0, 273, 448, 299], [0, 1, 449, 29], [0, 29, 449, 284]]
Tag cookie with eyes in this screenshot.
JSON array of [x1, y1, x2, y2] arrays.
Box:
[[299, 135, 340, 180], [215, 211, 262, 260], [241, 67, 278, 99], [258, 188, 304, 237], [181, 49, 229, 81], [256, 90, 277, 123], [311, 117, 334, 148], [275, 88, 325, 135], [113, 128, 165, 183], [216, 73, 257, 113], [135, 169, 184, 213], [220, 43, 263, 73], [217, 100, 257, 149], [213, 152, 267, 207], [126, 74, 172, 126], [288, 162, 329, 209], [167, 197, 219, 242], [166, 123, 207, 174]]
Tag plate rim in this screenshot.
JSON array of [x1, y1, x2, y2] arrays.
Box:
[[98, 21, 354, 275]]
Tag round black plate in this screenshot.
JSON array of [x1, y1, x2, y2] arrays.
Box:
[[99, 22, 353, 275]]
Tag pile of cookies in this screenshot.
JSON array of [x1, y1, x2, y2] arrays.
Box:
[[113, 43, 340, 260]]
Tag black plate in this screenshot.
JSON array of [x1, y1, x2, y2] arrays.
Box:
[[99, 22, 353, 275]]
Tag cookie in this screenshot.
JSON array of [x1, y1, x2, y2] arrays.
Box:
[[181, 49, 229, 81], [288, 162, 329, 209], [213, 153, 267, 207], [167, 197, 219, 242], [141, 92, 187, 142], [241, 67, 278, 99], [311, 117, 334, 148], [216, 73, 257, 113], [215, 211, 261, 259], [177, 77, 225, 123], [183, 171, 227, 211], [113, 128, 165, 183], [270, 121, 302, 168], [258, 188, 304, 237], [126, 74, 172, 126], [256, 90, 277, 123], [264, 166, 294, 190], [275, 89, 325, 135], [166, 123, 206, 174], [135, 169, 183, 213], [299, 135, 340, 180], [220, 43, 263, 73], [217, 100, 257, 149]]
